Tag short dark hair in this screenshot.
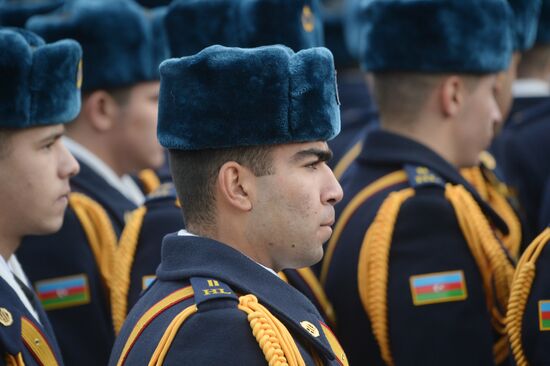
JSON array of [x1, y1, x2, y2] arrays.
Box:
[[169, 145, 274, 232], [82, 86, 132, 106], [517, 45, 550, 79], [0, 127, 17, 159], [372, 72, 482, 126]]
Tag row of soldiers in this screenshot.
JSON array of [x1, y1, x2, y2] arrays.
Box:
[[1, 0, 550, 365]]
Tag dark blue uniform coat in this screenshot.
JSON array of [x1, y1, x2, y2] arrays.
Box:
[[0, 277, 64, 366], [321, 130, 514, 366], [506, 225, 550, 365], [492, 96, 550, 241], [109, 234, 348, 366], [327, 70, 379, 171]]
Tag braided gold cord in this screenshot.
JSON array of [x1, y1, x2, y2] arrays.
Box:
[[494, 334, 511, 365], [333, 141, 362, 180], [138, 169, 161, 195], [506, 228, 550, 366], [506, 262, 535, 366], [111, 206, 148, 334], [487, 182, 522, 260], [462, 166, 522, 259], [147, 304, 198, 366], [69, 192, 117, 295], [461, 167, 489, 201], [445, 184, 515, 335], [238, 294, 306, 366], [5, 353, 24, 366], [320, 170, 408, 285], [357, 188, 415, 366]]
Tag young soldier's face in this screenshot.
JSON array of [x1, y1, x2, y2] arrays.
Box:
[[248, 141, 343, 271], [454, 75, 502, 167], [114, 80, 165, 172], [0, 124, 79, 236]]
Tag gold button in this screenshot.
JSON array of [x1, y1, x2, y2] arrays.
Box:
[[0, 308, 13, 327], [300, 321, 320, 337]]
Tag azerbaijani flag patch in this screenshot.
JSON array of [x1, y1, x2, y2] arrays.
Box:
[[539, 301, 550, 331], [410, 270, 467, 306], [35, 274, 90, 311]]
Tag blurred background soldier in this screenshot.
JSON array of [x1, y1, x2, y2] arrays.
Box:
[[0, 27, 80, 365], [320, 0, 516, 364]]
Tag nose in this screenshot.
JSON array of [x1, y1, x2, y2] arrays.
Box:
[[323, 168, 344, 206], [59, 142, 80, 178]]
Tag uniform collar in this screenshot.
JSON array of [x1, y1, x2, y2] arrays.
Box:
[[63, 137, 144, 206], [512, 79, 550, 98], [157, 234, 337, 360], [359, 129, 509, 233], [0, 255, 40, 324]]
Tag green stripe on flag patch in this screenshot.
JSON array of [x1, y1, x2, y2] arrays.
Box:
[[541, 319, 550, 331], [41, 293, 89, 311], [414, 289, 466, 305]]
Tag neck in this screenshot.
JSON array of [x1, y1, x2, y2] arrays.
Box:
[[0, 231, 20, 262], [202, 218, 280, 273], [382, 117, 458, 167], [66, 129, 126, 177]]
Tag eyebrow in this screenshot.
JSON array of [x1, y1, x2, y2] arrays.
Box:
[[291, 147, 333, 164], [38, 128, 65, 145]]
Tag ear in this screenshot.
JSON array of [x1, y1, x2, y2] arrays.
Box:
[[81, 90, 119, 132], [439, 75, 464, 118], [217, 161, 254, 212]]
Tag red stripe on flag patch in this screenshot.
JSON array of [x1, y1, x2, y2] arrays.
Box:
[[414, 282, 463, 295], [37, 286, 86, 301]]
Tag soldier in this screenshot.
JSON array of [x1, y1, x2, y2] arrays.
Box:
[[111, 0, 336, 333], [492, 0, 550, 240], [109, 44, 347, 365], [15, 1, 170, 365], [459, 0, 542, 260], [322, 0, 379, 179], [319, 0, 516, 364], [0, 27, 80, 365], [507, 224, 550, 365]]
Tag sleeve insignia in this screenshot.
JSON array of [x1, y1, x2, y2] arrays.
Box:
[[539, 300, 550, 331], [410, 270, 467, 306], [190, 277, 238, 308]]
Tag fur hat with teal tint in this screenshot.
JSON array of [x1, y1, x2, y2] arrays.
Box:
[[535, 0, 550, 44], [26, 0, 169, 91], [164, 0, 323, 57], [359, 0, 514, 73], [0, 0, 64, 27], [507, 0, 542, 51], [158, 45, 340, 150], [0, 28, 82, 128], [320, 0, 356, 69]]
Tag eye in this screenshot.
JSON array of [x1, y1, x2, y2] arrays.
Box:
[[305, 160, 321, 170]]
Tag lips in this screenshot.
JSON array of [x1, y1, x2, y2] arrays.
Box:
[[321, 218, 335, 227]]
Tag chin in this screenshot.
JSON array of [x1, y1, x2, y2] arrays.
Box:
[[36, 217, 65, 235]]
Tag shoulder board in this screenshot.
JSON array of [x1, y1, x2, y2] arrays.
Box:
[[189, 277, 238, 309], [0, 305, 22, 355], [404, 164, 445, 188], [145, 182, 178, 204]]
